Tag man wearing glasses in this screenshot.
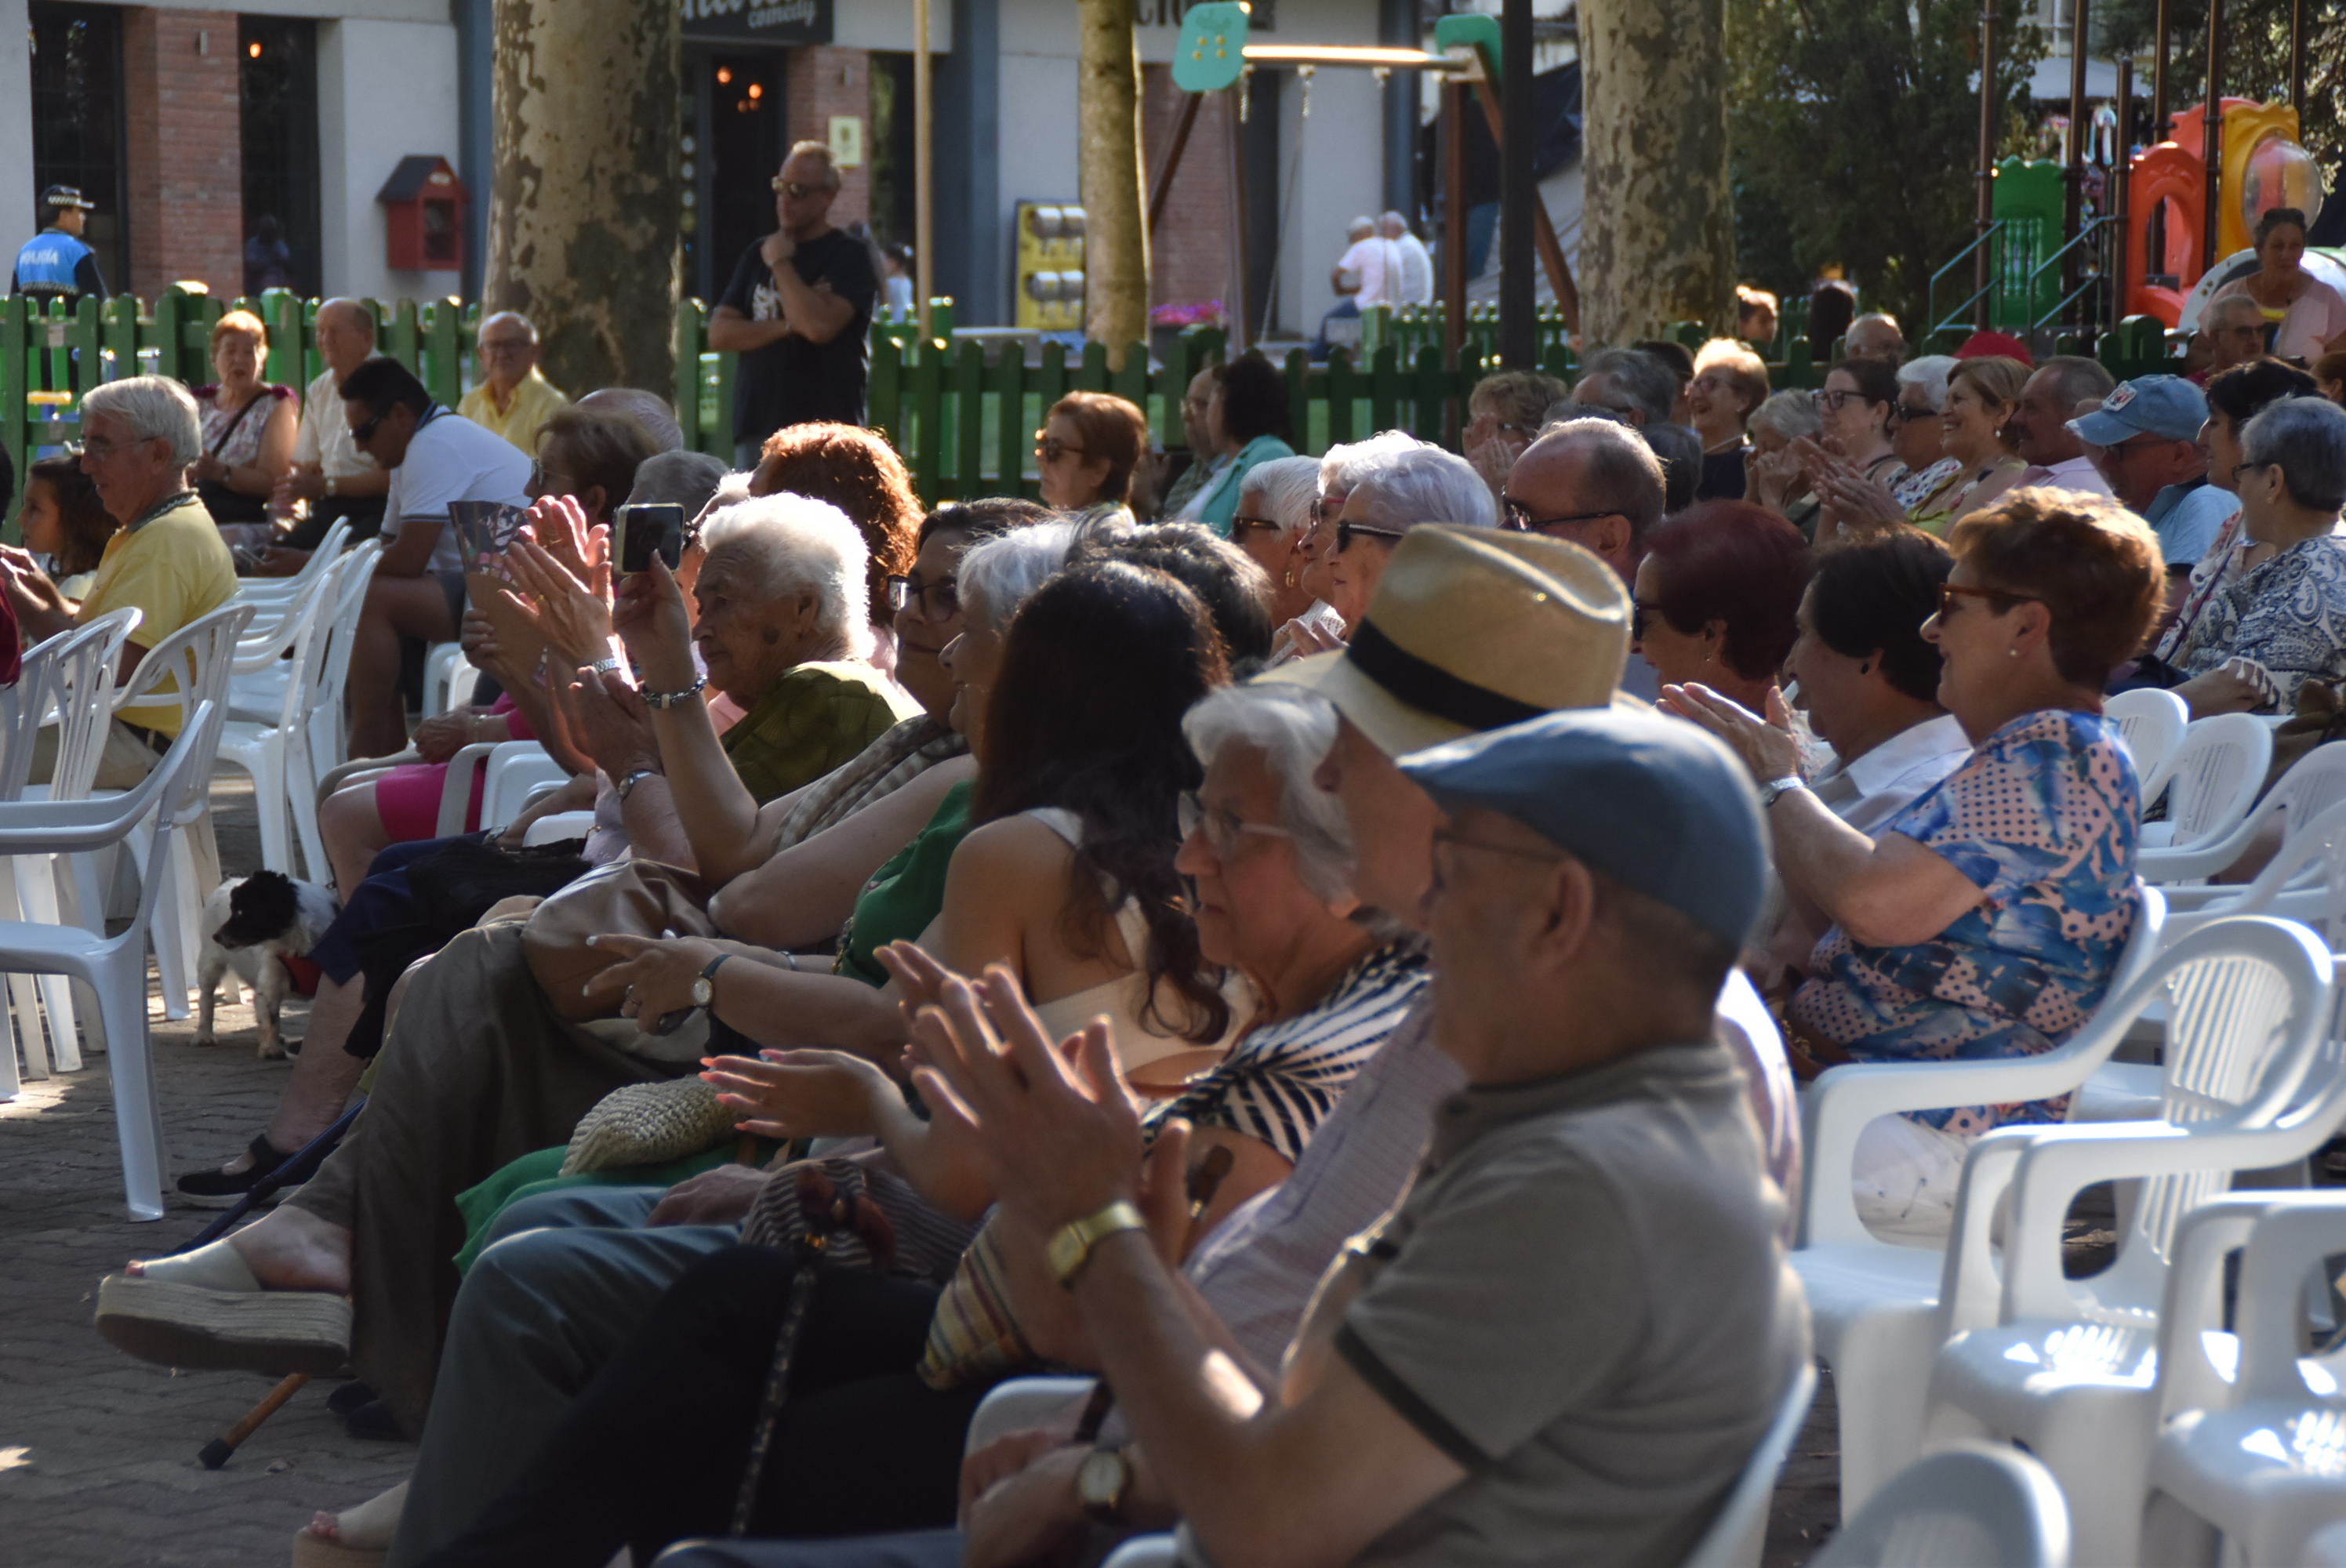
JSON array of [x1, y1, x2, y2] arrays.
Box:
[[458, 311, 568, 456], [710, 142, 879, 469], [1498, 418, 1669, 698]]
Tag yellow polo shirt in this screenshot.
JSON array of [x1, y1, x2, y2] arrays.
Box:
[[78, 495, 238, 737], [459, 368, 569, 456]]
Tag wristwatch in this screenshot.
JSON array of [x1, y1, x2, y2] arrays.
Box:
[[690, 952, 732, 1009], [1047, 1200, 1148, 1289], [616, 767, 663, 804], [324, 474, 337, 499], [1075, 1446, 1131, 1523], [1759, 775, 1807, 809]]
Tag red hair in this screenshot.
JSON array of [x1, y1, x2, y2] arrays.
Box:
[[1642, 502, 1813, 681]]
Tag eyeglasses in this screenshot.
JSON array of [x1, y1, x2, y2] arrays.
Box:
[[1034, 432, 1088, 463], [1631, 600, 1663, 642], [1937, 582, 2035, 618], [1811, 389, 1871, 412], [1890, 401, 1937, 423], [1178, 791, 1296, 858], [1500, 495, 1626, 534], [479, 339, 532, 358], [1228, 516, 1284, 536], [885, 572, 961, 620], [2233, 460, 2276, 481], [770, 178, 824, 198], [1336, 520, 1407, 553], [77, 437, 126, 461]]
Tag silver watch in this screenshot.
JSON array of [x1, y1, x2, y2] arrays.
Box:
[[1759, 775, 1807, 809]]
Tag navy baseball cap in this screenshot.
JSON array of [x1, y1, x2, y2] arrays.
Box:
[[2069, 375, 2207, 445], [1399, 706, 1767, 950], [42, 185, 94, 212]]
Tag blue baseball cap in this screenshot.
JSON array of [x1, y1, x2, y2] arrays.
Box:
[[1397, 706, 1767, 950], [2068, 375, 2208, 445]]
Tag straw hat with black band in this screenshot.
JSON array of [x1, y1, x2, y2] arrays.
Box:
[[1258, 524, 1633, 755]]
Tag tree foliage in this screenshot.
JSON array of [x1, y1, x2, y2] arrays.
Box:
[[1727, 0, 2043, 331]]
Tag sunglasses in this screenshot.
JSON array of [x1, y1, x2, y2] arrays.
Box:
[[1336, 521, 1407, 553], [1890, 401, 1937, 423], [1499, 495, 1626, 534], [1034, 433, 1088, 463], [1228, 516, 1284, 536], [350, 411, 387, 443], [1630, 600, 1667, 642], [885, 572, 961, 620], [769, 178, 824, 198]]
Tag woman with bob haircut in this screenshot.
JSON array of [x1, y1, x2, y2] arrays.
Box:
[[189, 307, 298, 532], [1631, 500, 1811, 715], [1187, 351, 1296, 535], [1035, 390, 1149, 525], [1688, 337, 1770, 500], [1672, 486, 2163, 1241]]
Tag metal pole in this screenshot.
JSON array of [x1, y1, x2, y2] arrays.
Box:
[[913, 0, 933, 341], [2152, 0, 2169, 138], [2066, 0, 2090, 321], [2204, 0, 2224, 277], [1226, 88, 1251, 351], [1498, 0, 1535, 368], [2113, 54, 2132, 334], [1975, 1, 2000, 331], [2292, 0, 2307, 114], [1442, 80, 1466, 376]]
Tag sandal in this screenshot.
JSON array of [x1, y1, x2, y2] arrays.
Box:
[[176, 1133, 301, 1203], [291, 1481, 408, 1568], [94, 1240, 351, 1375]]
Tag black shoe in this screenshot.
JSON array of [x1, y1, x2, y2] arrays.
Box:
[[341, 1396, 405, 1441], [325, 1379, 379, 1417], [175, 1134, 298, 1203]]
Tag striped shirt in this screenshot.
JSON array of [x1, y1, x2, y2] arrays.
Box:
[[1148, 942, 1431, 1163]]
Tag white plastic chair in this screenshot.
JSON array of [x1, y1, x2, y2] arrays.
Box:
[[423, 642, 470, 717], [287, 540, 386, 877], [2142, 742, 2346, 887], [0, 701, 223, 1218], [523, 811, 595, 848], [478, 743, 568, 835], [2108, 688, 2191, 784], [1683, 1361, 1818, 1568], [1791, 885, 2166, 1518], [1919, 920, 2344, 1566], [2142, 1192, 2346, 1568], [1809, 1444, 2072, 1568], [2140, 713, 2275, 855], [224, 550, 345, 724], [213, 549, 352, 873]]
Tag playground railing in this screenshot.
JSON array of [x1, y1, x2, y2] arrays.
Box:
[[1927, 220, 2012, 339]]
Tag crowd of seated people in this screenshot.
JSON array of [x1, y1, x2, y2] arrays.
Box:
[[56, 310, 2338, 1567]]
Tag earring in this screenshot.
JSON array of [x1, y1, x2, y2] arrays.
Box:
[[2008, 647, 2021, 659]]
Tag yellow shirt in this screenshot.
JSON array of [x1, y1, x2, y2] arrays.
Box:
[[78, 495, 238, 737], [459, 368, 569, 456]]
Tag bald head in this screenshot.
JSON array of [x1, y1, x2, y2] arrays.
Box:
[[478, 310, 542, 394], [314, 298, 376, 377], [1502, 419, 1667, 583], [578, 387, 684, 453]]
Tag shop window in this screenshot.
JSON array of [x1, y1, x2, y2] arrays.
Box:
[[27, 2, 129, 294], [239, 17, 322, 299]]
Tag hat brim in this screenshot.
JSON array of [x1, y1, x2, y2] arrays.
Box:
[[1255, 649, 1647, 758], [46, 196, 94, 211]]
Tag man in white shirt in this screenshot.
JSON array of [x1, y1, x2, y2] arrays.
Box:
[[2009, 356, 2119, 499], [268, 298, 387, 554], [1381, 211, 1434, 307], [1332, 216, 1396, 310], [333, 355, 532, 757]]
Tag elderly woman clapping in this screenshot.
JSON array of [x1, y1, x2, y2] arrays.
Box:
[[1670, 488, 2162, 1239], [2166, 397, 2346, 718]]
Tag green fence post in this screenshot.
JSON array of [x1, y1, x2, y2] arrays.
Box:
[[101, 293, 137, 385], [1324, 347, 1357, 449], [993, 339, 1026, 492], [952, 338, 986, 503], [866, 331, 902, 459], [421, 298, 463, 406], [1368, 342, 1402, 435], [673, 297, 706, 452], [1409, 345, 1445, 442], [384, 299, 421, 379], [908, 335, 946, 504], [1111, 342, 1149, 426], [1076, 339, 1109, 392]]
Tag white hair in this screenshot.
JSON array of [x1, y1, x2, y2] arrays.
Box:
[[479, 310, 539, 345], [1181, 684, 1357, 902], [698, 492, 874, 660], [1748, 389, 1824, 444], [1237, 456, 1324, 542], [2206, 295, 2268, 332], [958, 520, 1078, 632], [1896, 354, 1958, 412], [1319, 429, 1429, 501], [1348, 443, 1499, 532], [80, 376, 201, 468]]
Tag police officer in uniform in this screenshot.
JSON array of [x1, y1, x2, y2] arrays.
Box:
[[12, 185, 109, 307]]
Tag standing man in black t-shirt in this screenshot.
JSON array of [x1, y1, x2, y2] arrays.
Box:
[[710, 141, 879, 469]]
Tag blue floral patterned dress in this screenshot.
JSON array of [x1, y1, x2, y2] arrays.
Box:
[[1788, 710, 2142, 1134]]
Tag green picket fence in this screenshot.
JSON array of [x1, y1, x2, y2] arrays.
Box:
[[6, 288, 2190, 528]]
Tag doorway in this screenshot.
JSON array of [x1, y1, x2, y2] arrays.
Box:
[[684, 46, 786, 303]]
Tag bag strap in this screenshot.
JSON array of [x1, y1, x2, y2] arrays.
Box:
[[206, 388, 268, 458]]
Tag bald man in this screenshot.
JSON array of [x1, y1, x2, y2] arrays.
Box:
[[459, 310, 568, 454], [271, 296, 390, 554]]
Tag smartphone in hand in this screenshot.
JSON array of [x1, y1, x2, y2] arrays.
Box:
[[614, 503, 686, 576]]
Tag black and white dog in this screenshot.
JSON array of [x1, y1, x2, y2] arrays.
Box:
[[194, 869, 340, 1059]]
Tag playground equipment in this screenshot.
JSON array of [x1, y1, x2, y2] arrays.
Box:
[[2121, 99, 2331, 327]]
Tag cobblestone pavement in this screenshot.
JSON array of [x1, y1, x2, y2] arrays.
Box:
[[0, 780, 1845, 1566]]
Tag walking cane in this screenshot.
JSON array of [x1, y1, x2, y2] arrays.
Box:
[[176, 1100, 365, 1468]]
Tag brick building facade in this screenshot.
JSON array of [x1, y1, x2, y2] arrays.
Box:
[[120, 7, 246, 300]]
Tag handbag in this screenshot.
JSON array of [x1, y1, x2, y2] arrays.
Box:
[[519, 858, 718, 1024], [2265, 674, 2346, 793], [741, 1149, 982, 1282]]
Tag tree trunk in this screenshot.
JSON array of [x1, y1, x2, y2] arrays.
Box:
[[488, 0, 679, 395], [1077, 0, 1149, 368], [1578, 0, 1734, 345]]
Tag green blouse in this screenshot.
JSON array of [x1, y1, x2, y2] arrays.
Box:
[[835, 779, 978, 986]]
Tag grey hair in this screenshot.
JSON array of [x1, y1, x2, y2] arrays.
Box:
[[1578, 349, 1679, 426], [698, 492, 875, 660], [1749, 389, 1824, 444], [1240, 456, 1331, 541], [2038, 354, 2118, 409], [1896, 354, 1958, 412], [80, 376, 202, 468], [626, 450, 728, 515], [1318, 429, 1428, 500], [2242, 396, 2346, 513], [958, 520, 1078, 631], [479, 310, 539, 345], [2206, 294, 2268, 332], [318, 297, 376, 342], [1346, 444, 1498, 532], [1849, 312, 1907, 352], [579, 387, 684, 452], [1180, 684, 1358, 903], [1525, 416, 1667, 542]]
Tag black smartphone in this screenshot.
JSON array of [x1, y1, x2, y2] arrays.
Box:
[[615, 503, 685, 575]]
